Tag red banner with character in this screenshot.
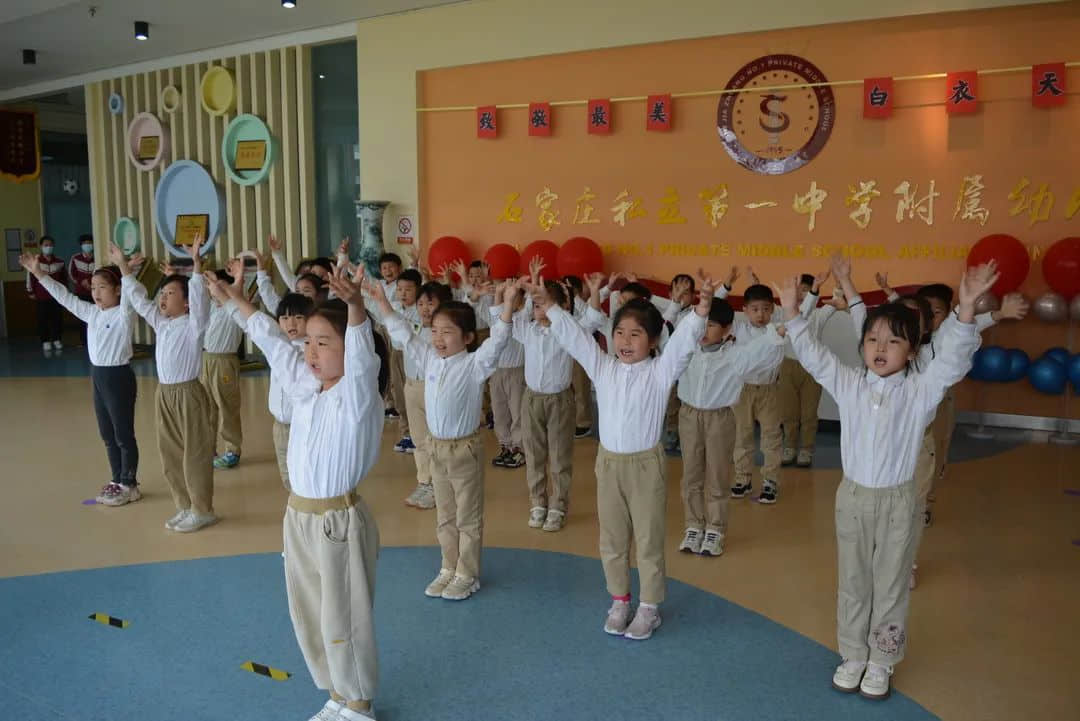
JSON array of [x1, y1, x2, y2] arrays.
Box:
[[0, 109, 40, 183]]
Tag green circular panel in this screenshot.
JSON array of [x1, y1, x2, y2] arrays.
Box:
[[113, 217, 140, 255], [221, 113, 276, 186]]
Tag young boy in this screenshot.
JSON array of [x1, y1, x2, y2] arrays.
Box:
[[26, 235, 67, 352], [388, 269, 423, 453], [202, 267, 246, 469], [267, 292, 313, 489], [561, 275, 596, 438], [114, 238, 216, 532], [487, 285, 527, 468], [377, 251, 404, 421]]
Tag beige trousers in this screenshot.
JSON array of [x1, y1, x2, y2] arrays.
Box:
[[595, 444, 667, 604], [389, 348, 409, 436], [777, 357, 823, 451], [678, 404, 734, 533], [430, 432, 485, 580], [931, 390, 956, 483], [835, 477, 919, 667], [733, 382, 783, 487], [283, 490, 379, 703], [572, 361, 592, 429], [664, 385, 681, 435], [200, 351, 242, 454], [273, 420, 291, 491], [522, 387, 575, 513], [403, 379, 431, 486], [490, 366, 525, 449], [911, 429, 936, 563], [155, 380, 215, 514]]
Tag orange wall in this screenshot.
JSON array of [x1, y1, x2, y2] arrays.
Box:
[[418, 3, 1080, 419]]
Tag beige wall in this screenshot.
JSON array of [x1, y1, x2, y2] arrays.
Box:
[[0, 178, 42, 279]]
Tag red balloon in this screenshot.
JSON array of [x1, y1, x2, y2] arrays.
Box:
[[1042, 237, 1080, 300], [427, 235, 471, 277], [557, 236, 604, 278], [519, 240, 559, 277], [483, 243, 520, 279], [966, 233, 1030, 296]]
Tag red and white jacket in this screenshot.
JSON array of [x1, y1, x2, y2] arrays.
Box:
[[68, 252, 96, 298], [27, 254, 67, 301]]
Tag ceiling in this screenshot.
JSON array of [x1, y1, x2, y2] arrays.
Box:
[[1, 0, 460, 97]]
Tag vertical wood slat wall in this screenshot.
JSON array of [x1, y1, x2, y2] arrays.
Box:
[[85, 46, 317, 343]]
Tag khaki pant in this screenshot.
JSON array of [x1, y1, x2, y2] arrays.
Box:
[[404, 379, 431, 486], [155, 380, 215, 514], [389, 348, 409, 436], [522, 387, 575, 513], [931, 390, 956, 484], [835, 477, 919, 667], [777, 357, 823, 451], [733, 382, 783, 487], [595, 444, 667, 604], [283, 490, 379, 703], [430, 432, 485, 580], [200, 351, 242, 454], [572, 361, 592, 429], [490, 366, 525, 449], [273, 420, 291, 491], [664, 385, 681, 435], [678, 404, 734, 533], [911, 429, 936, 563]]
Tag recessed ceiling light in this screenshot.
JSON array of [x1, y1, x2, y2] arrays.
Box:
[[319, 74, 326, 79], [22, 49, 36, 65], [134, 21, 149, 40], [282, 0, 297, 8]]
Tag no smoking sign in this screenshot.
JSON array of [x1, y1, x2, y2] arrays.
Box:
[[396, 215, 415, 245]]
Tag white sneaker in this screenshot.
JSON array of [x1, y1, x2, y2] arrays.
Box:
[[603, 599, 631, 635], [174, 511, 218, 533], [678, 527, 703, 553], [338, 706, 376, 721], [796, 449, 813, 467], [164, 509, 188, 530], [308, 699, 344, 721], [528, 506, 547, 528], [624, 603, 662, 640], [52, 340, 63, 350], [42, 342, 51, 352], [859, 661, 892, 700], [414, 483, 435, 510], [440, 574, 479, 601], [424, 568, 455, 598], [781, 446, 796, 465], [700, 528, 724, 556], [100, 483, 142, 507], [542, 509, 565, 532], [831, 658, 867, 693], [404, 484, 425, 507]]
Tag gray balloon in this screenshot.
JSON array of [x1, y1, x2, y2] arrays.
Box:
[[973, 292, 1000, 315], [1033, 291, 1067, 322], [1070, 294, 1080, 321]]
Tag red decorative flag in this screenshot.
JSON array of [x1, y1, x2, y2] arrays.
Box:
[[587, 98, 612, 135], [945, 71, 978, 114], [1032, 63, 1066, 108], [528, 102, 552, 137], [476, 106, 497, 138], [646, 94, 673, 131], [862, 77, 893, 118]]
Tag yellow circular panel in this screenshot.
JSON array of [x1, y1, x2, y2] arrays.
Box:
[[200, 66, 235, 116], [161, 85, 181, 114]]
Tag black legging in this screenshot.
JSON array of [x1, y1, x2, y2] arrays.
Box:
[[36, 298, 63, 344], [91, 364, 140, 486]]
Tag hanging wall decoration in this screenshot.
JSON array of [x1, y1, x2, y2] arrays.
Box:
[[646, 94, 673, 131], [1031, 62, 1067, 108], [160, 85, 182, 114], [200, 66, 236, 116], [528, 102, 552, 136], [113, 217, 141, 255], [946, 71, 979, 114], [126, 112, 169, 171], [222, 114, 276, 185], [108, 93, 124, 115], [587, 98, 611, 135], [862, 77, 893, 118], [154, 160, 225, 257], [476, 106, 497, 138], [0, 109, 40, 182]]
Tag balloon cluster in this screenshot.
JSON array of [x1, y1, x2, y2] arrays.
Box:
[[426, 235, 605, 281], [971, 346, 1080, 394], [1032, 237, 1080, 322]]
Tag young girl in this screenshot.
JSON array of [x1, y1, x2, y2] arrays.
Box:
[[206, 264, 387, 721], [202, 268, 246, 469], [22, 252, 140, 505], [781, 258, 993, 700], [26, 235, 67, 352], [778, 271, 832, 468], [535, 271, 715, 640], [370, 278, 515, 602]]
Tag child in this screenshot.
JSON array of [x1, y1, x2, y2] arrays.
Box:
[[202, 268, 246, 469], [449, 259, 495, 429], [536, 271, 716, 640], [561, 274, 596, 438], [375, 252, 404, 420], [117, 236, 217, 533], [781, 259, 993, 700], [207, 264, 387, 721], [296, 273, 328, 301], [487, 283, 527, 469], [677, 297, 786, 556], [22, 252, 140, 505], [68, 234, 96, 346], [371, 279, 515, 602], [388, 269, 423, 454], [26, 235, 67, 352]]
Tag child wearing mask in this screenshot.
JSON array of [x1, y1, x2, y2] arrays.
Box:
[[26, 236, 67, 352]]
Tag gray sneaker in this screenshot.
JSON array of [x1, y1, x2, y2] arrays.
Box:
[[542, 509, 565, 532], [414, 483, 435, 510], [603, 600, 631, 635], [528, 506, 547, 528], [164, 509, 188, 530], [781, 446, 797, 465], [796, 449, 813, 467], [700, 528, 724, 556], [100, 484, 141, 507], [404, 484, 425, 507], [624, 604, 662, 640], [440, 574, 479, 601], [174, 511, 218, 533], [424, 568, 455, 598]]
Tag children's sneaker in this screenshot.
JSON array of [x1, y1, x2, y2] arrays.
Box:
[[574, 426, 592, 439], [859, 662, 892, 700], [664, 438, 681, 457], [484, 411, 494, 430], [100, 483, 142, 507], [831, 659, 867, 693], [624, 603, 662, 640], [700, 528, 724, 556], [678, 527, 703, 554], [528, 506, 547, 528], [424, 568, 455, 598], [502, 448, 526, 469], [796, 449, 813, 467], [440, 574, 479, 601], [411, 483, 435, 510], [384, 407, 399, 420], [781, 446, 797, 466], [42, 341, 52, 352], [337, 706, 376, 721], [758, 480, 778, 505], [542, 509, 565, 532], [393, 436, 415, 454], [603, 599, 631, 635], [52, 340, 63, 350], [213, 451, 241, 469], [174, 511, 218, 533], [730, 481, 753, 499], [164, 509, 188, 530], [96, 482, 121, 504], [492, 447, 510, 467], [308, 699, 344, 721], [404, 484, 425, 507]]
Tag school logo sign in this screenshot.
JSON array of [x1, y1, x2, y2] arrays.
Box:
[[717, 54, 835, 175]]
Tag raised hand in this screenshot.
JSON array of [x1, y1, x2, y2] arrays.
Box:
[[997, 291, 1029, 321], [825, 286, 849, 311], [812, 268, 831, 294], [268, 234, 282, 253], [830, 253, 852, 282], [606, 271, 621, 289], [724, 265, 739, 289], [203, 272, 231, 304], [874, 271, 889, 290], [586, 272, 605, 295], [776, 276, 800, 320], [695, 270, 717, 317], [480, 261, 491, 282], [529, 255, 547, 284], [957, 261, 1000, 323], [20, 252, 42, 277], [450, 258, 468, 284], [746, 266, 760, 285], [190, 233, 204, 273], [327, 260, 364, 306], [671, 277, 693, 306]]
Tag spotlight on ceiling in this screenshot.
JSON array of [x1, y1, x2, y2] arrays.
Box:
[[22, 49, 36, 65], [282, 0, 297, 8], [134, 21, 149, 41]]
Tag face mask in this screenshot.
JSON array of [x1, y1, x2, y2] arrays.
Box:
[[81, 243, 93, 254], [41, 246, 54, 256]]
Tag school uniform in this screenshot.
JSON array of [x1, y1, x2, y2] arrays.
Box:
[[546, 304, 705, 605], [122, 274, 215, 514], [245, 310, 383, 704], [201, 303, 245, 456], [568, 297, 595, 429], [786, 311, 979, 668], [677, 327, 785, 534], [403, 326, 433, 488], [777, 293, 836, 455], [487, 305, 526, 452], [386, 312, 510, 583], [39, 275, 139, 485], [459, 285, 494, 417], [67, 251, 96, 345], [27, 254, 67, 344]]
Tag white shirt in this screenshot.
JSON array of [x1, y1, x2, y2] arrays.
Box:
[[546, 304, 706, 453], [386, 312, 511, 439], [509, 306, 606, 394], [678, 326, 786, 410], [367, 299, 421, 350], [123, 274, 209, 384], [266, 337, 306, 424], [457, 285, 492, 330], [786, 313, 980, 488], [271, 251, 298, 292], [246, 310, 382, 498], [403, 326, 431, 381], [256, 270, 283, 314], [204, 303, 245, 354], [487, 305, 524, 368], [40, 276, 135, 366]]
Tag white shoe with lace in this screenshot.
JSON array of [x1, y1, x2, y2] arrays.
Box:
[[174, 511, 218, 533], [831, 659, 867, 692], [308, 699, 344, 721], [424, 568, 455, 598], [542, 509, 565, 532], [700, 528, 724, 556], [859, 661, 892, 699], [338, 706, 376, 720], [164, 509, 188, 530], [528, 506, 547, 528], [440, 574, 479, 601], [678, 527, 703, 553], [414, 483, 435, 510]]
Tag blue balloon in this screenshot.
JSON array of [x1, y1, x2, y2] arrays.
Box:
[[968, 348, 987, 380], [1028, 357, 1067, 394], [1067, 353, 1080, 388], [1044, 347, 1069, 366], [1006, 348, 1030, 381], [978, 345, 1010, 382]]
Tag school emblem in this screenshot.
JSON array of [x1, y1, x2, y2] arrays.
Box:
[[716, 54, 835, 175]]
